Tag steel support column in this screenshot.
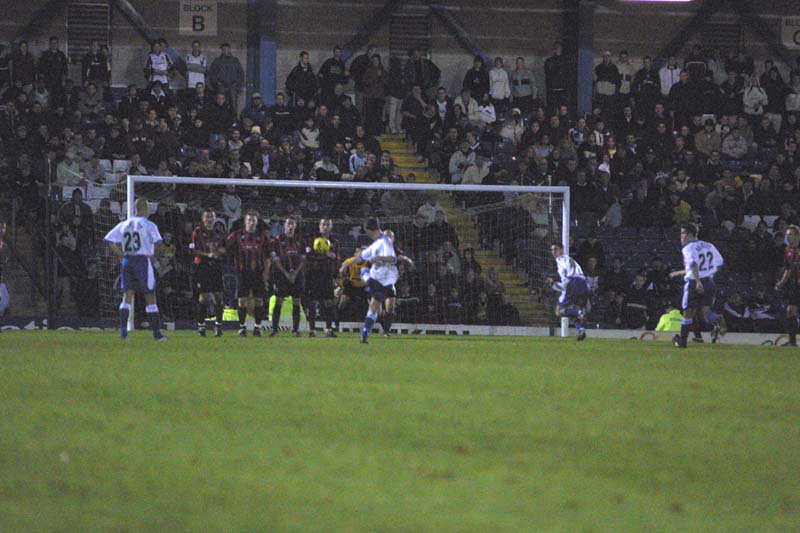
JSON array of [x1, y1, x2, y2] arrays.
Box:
[[576, 0, 595, 116], [655, 0, 726, 66], [246, 0, 277, 105]]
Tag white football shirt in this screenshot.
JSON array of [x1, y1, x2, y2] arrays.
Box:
[[359, 235, 398, 286], [555, 254, 585, 283], [682, 240, 724, 280], [185, 52, 207, 88], [104, 216, 163, 256]]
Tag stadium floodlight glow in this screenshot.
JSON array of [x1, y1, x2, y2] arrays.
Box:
[[122, 175, 572, 337]]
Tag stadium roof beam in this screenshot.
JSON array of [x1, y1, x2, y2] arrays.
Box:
[[246, 0, 277, 105], [728, 0, 795, 66], [655, 0, 727, 66], [14, 0, 65, 43], [111, 0, 187, 78], [428, 4, 491, 66], [342, 0, 408, 61]]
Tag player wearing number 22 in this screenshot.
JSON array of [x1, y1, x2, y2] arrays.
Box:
[[669, 223, 727, 348], [103, 198, 166, 341]]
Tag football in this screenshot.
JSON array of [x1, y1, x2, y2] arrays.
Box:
[[313, 237, 331, 253]]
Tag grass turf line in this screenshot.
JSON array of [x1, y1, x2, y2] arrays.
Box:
[[0, 331, 798, 531]]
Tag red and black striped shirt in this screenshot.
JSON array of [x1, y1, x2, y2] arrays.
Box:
[[191, 226, 226, 266], [271, 233, 306, 272], [306, 236, 341, 276], [226, 229, 270, 273]]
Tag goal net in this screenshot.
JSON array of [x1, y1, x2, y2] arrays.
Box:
[[91, 176, 569, 334]]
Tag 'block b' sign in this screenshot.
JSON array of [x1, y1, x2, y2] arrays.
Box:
[[180, 0, 218, 36]]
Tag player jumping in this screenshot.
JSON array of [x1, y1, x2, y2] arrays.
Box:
[[340, 218, 398, 344], [226, 210, 271, 337], [104, 198, 166, 341], [190, 209, 226, 337], [549, 242, 589, 341], [775, 224, 800, 347], [669, 223, 726, 349]]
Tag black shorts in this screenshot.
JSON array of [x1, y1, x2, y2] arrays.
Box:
[[238, 270, 268, 300], [366, 278, 396, 303], [195, 263, 223, 293], [306, 272, 336, 300], [272, 269, 305, 298], [343, 281, 366, 299], [787, 285, 800, 307]]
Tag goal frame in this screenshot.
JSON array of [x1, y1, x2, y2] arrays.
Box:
[[126, 175, 571, 336]]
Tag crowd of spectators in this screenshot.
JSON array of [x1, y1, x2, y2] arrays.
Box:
[[0, 35, 798, 331]]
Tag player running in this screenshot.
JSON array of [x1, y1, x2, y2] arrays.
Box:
[[669, 222, 726, 349], [305, 218, 340, 337], [775, 224, 800, 347], [339, 218, 398, 344], [226, 210, 271, 337], [190, 209, 226, 337], [103, 198, 166, 341], [270, 216, 306, 337], [548, 242, 589, 341]]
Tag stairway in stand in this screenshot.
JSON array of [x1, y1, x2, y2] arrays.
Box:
[[380, 134, 551, 326]]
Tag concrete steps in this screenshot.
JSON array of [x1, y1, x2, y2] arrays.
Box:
[[380, 135, 550, 326]]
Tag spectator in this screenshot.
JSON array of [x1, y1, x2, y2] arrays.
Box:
[[361, 53, 385, 136], [489, 57, 510, 114], [318, 46, 348, 104], [209, 43, 244, 109], [463, 55, 490, 101], [544, 41, 568, 110], [510, 57, 536, 113], [655, 303, 682, 332], [453, 88, 480, 125], [633, 55, 661, 117], [38, 37, 68, 101], [743, 75, 768, 117], [185, 40, 208, 91], [286, 51, 318, 107], [11, 40, 36, 91], [659, 56, 681, 98], [144, 40, 173, 87], [348, 44, 376, 113], [404, 47, 441, 100], [448, 141, 474, 185]]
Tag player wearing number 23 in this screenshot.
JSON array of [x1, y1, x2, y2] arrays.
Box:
[[103, 198, 166, 340]]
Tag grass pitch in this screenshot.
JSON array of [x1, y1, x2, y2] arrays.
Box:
[[0, 331, 798, 531]]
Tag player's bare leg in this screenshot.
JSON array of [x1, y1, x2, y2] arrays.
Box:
[[785, 305, 798, 347]]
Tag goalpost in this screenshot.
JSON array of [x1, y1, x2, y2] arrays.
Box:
[[117, 175, 571, 336]]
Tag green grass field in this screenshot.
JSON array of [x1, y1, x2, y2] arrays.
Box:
[[1, 331, 798, 531]]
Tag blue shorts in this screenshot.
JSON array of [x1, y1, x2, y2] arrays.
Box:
[[121, 256, 156, 294], [366, 278, 396, 303], [558, 276, 589, 307], [682, 277, 715, 310]]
